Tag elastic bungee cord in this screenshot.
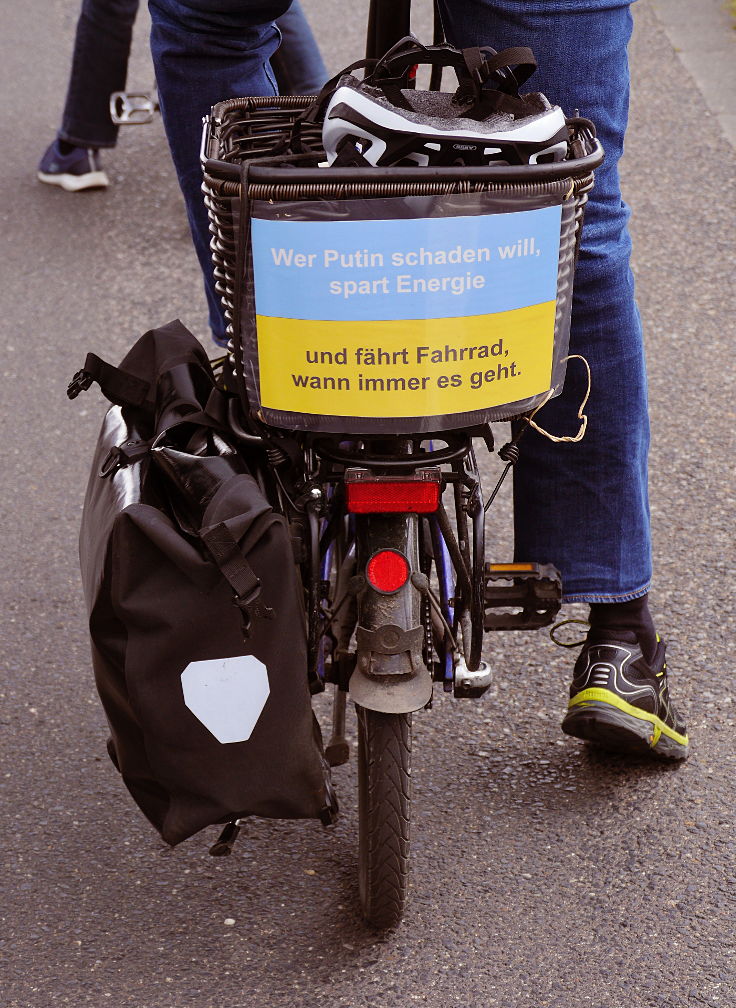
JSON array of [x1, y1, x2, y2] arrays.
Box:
[[483, 354, 591, 514]]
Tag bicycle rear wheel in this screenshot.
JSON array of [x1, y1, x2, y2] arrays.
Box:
[[356, 704, 412, 929]]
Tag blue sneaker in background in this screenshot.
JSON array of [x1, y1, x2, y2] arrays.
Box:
[[37, 140, 109, 192]]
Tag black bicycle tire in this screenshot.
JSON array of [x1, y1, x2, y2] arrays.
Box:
[[356, 704, 412, 930]]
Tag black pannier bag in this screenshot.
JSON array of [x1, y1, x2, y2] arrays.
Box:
[[73, 319, 336, 845]]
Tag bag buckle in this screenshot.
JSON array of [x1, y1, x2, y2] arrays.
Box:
[[67, 369, 93, 399], [233, 586, 274, 637], [109, 89, 159, 125], [99, 439, 151, 479]]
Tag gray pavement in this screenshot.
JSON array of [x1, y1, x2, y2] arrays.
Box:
[[651, 0, 736, 147], [2, 1, 736, 1006]]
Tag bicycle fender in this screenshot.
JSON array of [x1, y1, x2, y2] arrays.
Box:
[[350, 513, 432, 713], [351, 623, 432, 714]]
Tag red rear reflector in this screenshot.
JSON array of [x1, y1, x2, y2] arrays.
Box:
[[366, 550, 410, 593], [346, 481, 440, 514]]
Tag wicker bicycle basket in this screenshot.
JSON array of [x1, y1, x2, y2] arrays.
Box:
[[202, 96, 603, 435]]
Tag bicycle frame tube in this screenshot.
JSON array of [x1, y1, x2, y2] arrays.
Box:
[[430, 516, 455, 691]]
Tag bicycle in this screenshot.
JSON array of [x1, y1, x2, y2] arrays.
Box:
[[200, 4, 602, 930]]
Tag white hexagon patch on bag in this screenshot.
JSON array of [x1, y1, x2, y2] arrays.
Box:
[[181, 656, 270, 744]]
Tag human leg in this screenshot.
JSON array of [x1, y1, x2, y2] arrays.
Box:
[[149, 0, 291, 343], [437, 0, 686, 756], [38, 0, 139, 190], [59, 0, 140, 149], [271, 0, 327, 95], [438, 0, 650, 603]]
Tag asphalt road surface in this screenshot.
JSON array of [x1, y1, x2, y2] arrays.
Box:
[[2, 2, 735, 1006]]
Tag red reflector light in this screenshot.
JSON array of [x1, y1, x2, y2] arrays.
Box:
[[346, 481, 440, 514], [366, 550, 410, 593]]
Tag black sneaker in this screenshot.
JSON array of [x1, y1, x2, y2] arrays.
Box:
[[561, 635, 689, 760]]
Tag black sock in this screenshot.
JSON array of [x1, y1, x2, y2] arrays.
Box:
[[588, 594, 657, 664], [57, 139, 78, 155]]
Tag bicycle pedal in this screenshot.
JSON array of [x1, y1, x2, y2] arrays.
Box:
[[453, 657, 492, 699], [483, 562, 561, 631], [110, 88, 159, 125]]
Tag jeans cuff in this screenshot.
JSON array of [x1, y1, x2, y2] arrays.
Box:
[[561, 583, 651, 605], [58, 129, 117, 150]]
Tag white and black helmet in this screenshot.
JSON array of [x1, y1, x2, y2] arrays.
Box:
[[320, 36, 570, 169]]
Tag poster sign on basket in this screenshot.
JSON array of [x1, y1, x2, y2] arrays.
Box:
[[250, 198, 562, 420]]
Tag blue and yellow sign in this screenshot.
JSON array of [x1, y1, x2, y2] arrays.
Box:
[[250, 201, 562, 418]]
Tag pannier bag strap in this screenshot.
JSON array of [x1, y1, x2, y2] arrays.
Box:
[[96, 400, 232, 482], [200, 521, 275, 636], [67, 352, 152, 407]]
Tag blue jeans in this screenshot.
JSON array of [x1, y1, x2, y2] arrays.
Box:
[[149, 0, 651, 602], [58, 0, 325, 146], [270, 0, 326, 95], [59, 0, 140, 149], [437, 0, 650, 602], [149, 0, 326, 342]]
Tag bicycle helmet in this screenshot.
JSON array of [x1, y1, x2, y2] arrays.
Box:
[[321, 37, 569, 168]]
